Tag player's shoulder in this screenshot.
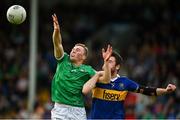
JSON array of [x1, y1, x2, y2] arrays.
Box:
[[56, 52, 69, 62], [119, 76, 137, 86], [63, 52, 69, 59], [115, 76, 132, 84], [117, 76, 129, 81], [81, 64, 96, 76], [82, 64, 94, 70]]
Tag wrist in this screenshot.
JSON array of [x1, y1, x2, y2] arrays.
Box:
[[166, 89, 172, 94], [103, 61, 109, 66], [96, 72, 101, 78], [104, 60, 108, 62]]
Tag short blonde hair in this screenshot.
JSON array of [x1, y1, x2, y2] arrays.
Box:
[[75, 43, 88, 57]]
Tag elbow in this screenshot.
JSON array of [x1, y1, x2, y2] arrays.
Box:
[[82, 87, 89, 95], [82, 86, 89, 95]]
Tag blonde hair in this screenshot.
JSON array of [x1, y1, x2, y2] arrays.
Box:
[[75, 43, 88, 57]]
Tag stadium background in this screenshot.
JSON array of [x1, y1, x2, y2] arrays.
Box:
[[0, 0, 180, 119]]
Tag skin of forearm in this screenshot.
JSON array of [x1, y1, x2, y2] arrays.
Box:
[[53, 30, 62, 47], [82, 73, 100, 95], [99, 61, 111, 83], [138, 84, 175, 96], [156, 88, 167, 96], [53, 30, 63, 58]]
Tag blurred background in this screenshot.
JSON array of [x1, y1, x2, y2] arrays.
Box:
[[0, 0, 180, 119]]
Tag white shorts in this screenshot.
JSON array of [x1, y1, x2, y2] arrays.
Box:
[[51, 103, 87, 120]]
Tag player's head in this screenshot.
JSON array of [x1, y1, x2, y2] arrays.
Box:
[[70, 43, 88, 64], [108, 51, 123, 74]]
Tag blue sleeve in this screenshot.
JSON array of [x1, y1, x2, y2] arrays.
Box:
[[125, 77, 139, 92]]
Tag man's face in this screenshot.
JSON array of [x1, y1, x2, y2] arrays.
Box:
[[108, 56, 119, 74], [70, 45, 86, 62]]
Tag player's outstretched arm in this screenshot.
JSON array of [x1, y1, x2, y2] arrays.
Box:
[[98, 45, 112, 83], [82, 71, 103, 95], [52, 14, 64, 59], [156, 84, 176, 96], [136, 84, 176, 96]]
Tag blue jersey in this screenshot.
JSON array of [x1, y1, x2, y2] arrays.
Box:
[[91, 76, 139, 119]]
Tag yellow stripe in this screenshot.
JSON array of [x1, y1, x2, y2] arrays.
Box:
[[92, 87, 128, 101]]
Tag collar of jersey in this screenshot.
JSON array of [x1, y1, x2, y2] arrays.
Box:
[[111, 74, 120, 82], [71, 63, 83, 68]]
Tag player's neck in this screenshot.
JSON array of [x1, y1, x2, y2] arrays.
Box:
[[72, 61, 83, 66], [111, 72, 118, 79]]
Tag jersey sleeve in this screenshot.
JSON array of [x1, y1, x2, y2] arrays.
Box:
[[57, 52, 69, 63], [87, 66, 96, 77], [125, 78, 139, 92]]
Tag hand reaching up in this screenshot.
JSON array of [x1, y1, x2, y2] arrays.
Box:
[[102, 44, 113, 62], [52, 13, 60, 32]]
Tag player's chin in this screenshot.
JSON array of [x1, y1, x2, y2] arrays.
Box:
[[70, 56, 76, 62]]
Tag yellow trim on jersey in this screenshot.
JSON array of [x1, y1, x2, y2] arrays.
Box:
[[92, 87, 128, 101]]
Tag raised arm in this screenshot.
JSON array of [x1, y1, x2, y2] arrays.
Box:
[[52, 14, 64, 59], [98, 45, 112, 83], [82, 45, 112, 95]]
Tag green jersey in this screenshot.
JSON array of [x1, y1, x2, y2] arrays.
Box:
[[51, 53, 96, 107]]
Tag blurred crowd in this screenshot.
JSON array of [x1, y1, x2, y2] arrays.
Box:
[[0, 0, 180, 119]]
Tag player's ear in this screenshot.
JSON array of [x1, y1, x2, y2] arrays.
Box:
[[116, 64, 120, 70], [82, 54, 86, 61], [82, 55, 86, 60]]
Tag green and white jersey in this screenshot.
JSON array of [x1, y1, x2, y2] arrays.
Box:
[[52, 53, 96, 107]]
